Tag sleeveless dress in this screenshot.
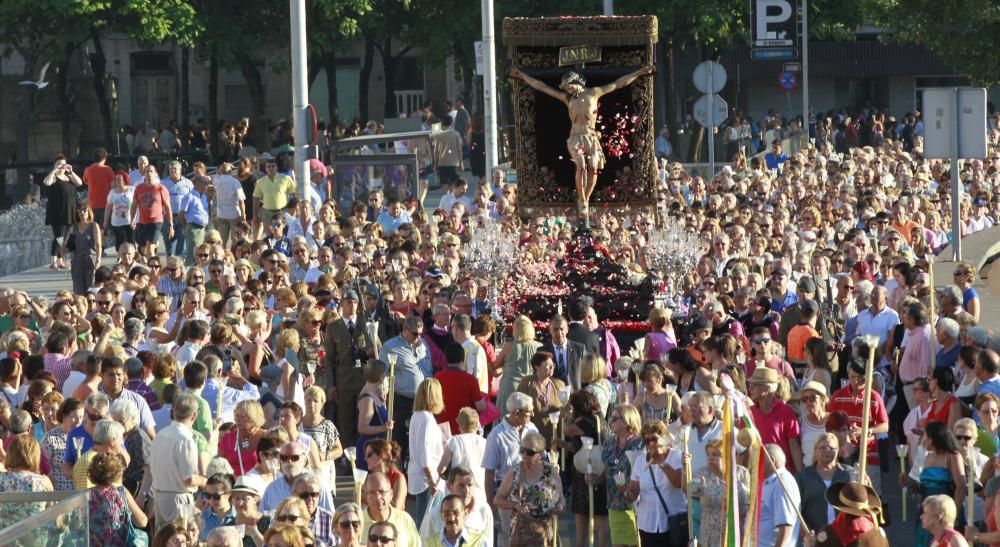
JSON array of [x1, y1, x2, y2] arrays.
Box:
[[356, 392, 389, 471], [510, 460, 561, 547], [927, 396, 958, 425], [69, 222, 98, 295], [498, 340, 543, 412], [915, 466, 954, 547], [88, 485, 128, 546]]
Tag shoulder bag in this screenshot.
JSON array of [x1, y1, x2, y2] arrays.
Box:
[[648, 456, 689, 546]]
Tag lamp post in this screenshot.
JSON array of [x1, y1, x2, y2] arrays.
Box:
[[481, 0, 498, 175], [290, 0, 310, 197]]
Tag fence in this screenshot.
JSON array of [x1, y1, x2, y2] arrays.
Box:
[[0, 490, 89, 545]]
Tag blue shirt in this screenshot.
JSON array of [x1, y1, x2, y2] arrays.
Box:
[[936, 342, 962, 372], [200, 507, 236, 540], [180, 189, 210, 226], [765, 152, 789, 171], [260, 474, 335, 514], [759, 469, 800, 547], [162, 176, 193, 212], [771, 291, 798, 314], [483, 418, 539, 487], [378, 335, 432, 398], [376, 210, 412, 234], [200, 378, 260, 421]]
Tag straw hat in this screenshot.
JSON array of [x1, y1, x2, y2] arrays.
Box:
[[799, 381, 827, 399], [747, 367, 781, 386]]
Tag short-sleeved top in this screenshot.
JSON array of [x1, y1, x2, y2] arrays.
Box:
[[83, 163, 114, 208], [253, 174, 296, 210], [134, 182, 170, 224], [759, 469, 801, 547], [828, 386, 889, 465], [750, 400, 802, 471], [180, 189, 211, 226], [630, 449, 686, 533], [107, 187, 135, 227], [786, 324, 820, 362], [213, 174, 246, 219], [303, 419, 341, 456], [161, 176, 193, 212], [435, 368, 485, 434], [483, 418, 539, 486], [43, 178, 80, 226], [149, 422, 200, 493]]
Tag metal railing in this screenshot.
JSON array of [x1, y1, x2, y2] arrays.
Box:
[[395, 90, 425, 117], [0, 490, 89, 545]]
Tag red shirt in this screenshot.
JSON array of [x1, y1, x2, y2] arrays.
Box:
[[434, 367, 484, 434], [83, 163, 115, 208], [828, 386, 890, 465], [750, 399, 801, 471], [133, 183, 170, 224]]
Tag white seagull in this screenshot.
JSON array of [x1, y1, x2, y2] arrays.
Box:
[[19, 62, 51, 89]]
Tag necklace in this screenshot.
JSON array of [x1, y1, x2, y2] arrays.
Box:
[[238, 430, 254, 450]]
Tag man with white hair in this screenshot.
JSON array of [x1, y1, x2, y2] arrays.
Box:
[[199, 354, 260, 422], [935, 316, 962, 371], [205, 526, 242, 547], [129, 156, 150, 186], [72, 418, 127, 489], [65, 392, 112, 476], [110, 398, 152, 497], [759, 443, 800, 547], [483, 391, 538, 547]]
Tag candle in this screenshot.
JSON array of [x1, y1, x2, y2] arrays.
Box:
[[969, 446, 976, 526], [386, 354, 397, 440], [897, 444, 909, 521], [857, 336, 880, 481], [664, 384, 677, 423], [929, 256, 936, 371]]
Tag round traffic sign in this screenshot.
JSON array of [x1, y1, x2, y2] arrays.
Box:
[[693, 61, 727, 94], [778, 71, 798, 92]]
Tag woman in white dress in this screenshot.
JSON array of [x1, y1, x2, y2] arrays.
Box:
[[407, 378, 446, 530]]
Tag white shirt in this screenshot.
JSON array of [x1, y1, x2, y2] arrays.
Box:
[[461, 337, 488, 393], [438, 193, 472, 213], [407, 410, 445, 495], [445, 433, 487, 488], [630, 449, 685, 533], [62, 371, 87, 398], [212, 174, 246, 220], [107, 187, 135, 227]]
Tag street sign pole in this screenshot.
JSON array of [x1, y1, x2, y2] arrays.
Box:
[[481, 0, 498, 177], [289, 0, 309, 197], [708, 63, 716, 175], [802, 0, 809, 135], [952, 88, 962, 261]]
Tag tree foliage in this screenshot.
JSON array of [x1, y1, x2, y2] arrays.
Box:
[[868, 0, 1000, 85]]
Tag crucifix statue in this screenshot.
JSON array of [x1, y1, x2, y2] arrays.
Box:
[[509, 64, 654, 224]]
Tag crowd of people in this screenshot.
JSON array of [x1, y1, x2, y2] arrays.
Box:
[[1, 104, 1000, 547]]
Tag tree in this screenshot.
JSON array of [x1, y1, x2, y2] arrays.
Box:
[[84, 0, 201, 149], [868, 0, 1000, 86], [307, 0, 372, 127]]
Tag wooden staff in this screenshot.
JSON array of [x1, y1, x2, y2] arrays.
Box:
[[682, 427, 695, 545], [386, 354, 397, 440], [968, 446, 976, 527], [758, 442, 812, 536], [665, 384, 677, 423], [857, 336, 880, 481], [585, 437, 595, 547]]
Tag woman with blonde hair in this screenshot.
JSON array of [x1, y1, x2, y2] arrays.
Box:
[[332, 502, 365, 547], [643, 308, 676, 363], [795, 433, 850, 532], [0, 434, 53, 528], [218, 399, 267, 476], [921, 495, 968, 546], [262, 523, 310, 547], [582, 353, 616, 417], [242, 309, 274, 381], [408, 378, 446, 528], [274, 327, 305, 408], [495, 314, 542, 412], [953, 261, 981, 323]]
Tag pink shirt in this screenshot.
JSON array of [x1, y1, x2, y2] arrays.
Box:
[[750, 400, 801, 471], [899, 324, 933, 382], [44, 353, 72, 392]]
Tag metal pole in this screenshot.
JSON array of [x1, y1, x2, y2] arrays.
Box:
[[802, 0, 809, 137], [707, 64, 716, 176], [603, 0, 614, 15], [290, 0, 310, 198], [482, 0, 499, 176], [952, 87, 962, 261]]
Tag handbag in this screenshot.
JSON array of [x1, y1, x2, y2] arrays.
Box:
[[119, 486, 149, 547], [648, 459, 689, 546]]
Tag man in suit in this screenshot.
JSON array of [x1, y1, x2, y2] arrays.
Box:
[[567, 298, 600, 355], [542, 314, 586, 390], [324, 289, 380, 446]]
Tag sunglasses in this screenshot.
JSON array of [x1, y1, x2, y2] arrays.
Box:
[[298, 491, 321, 500], [203, 492, 227, 500], [519, 447, 540, 457], [276, 514, 302, 522], [368, 535, 396, 544], [752, 338, 771, 344], [16, 314, 30, 320], [311, 320, 323, 326], [643, 437, 661, 445], [261, 449, 280, 458], [197, 253, 209, 258], [96, 300, 112, 306], [280, 454, 302, 463], [88, 413, 105, 422], [956, 435, 974, 441], [339, 520, 361, 530]]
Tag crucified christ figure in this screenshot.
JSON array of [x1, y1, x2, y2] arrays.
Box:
[[509, 64, 654, 222]]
